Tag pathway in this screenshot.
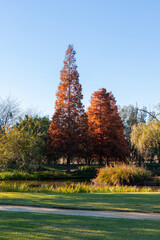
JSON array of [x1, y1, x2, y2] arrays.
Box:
[[0, 205, 160, 220]]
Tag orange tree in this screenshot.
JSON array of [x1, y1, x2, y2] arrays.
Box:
[[47, 45, 89, 172], [87, 88, 129, 166]]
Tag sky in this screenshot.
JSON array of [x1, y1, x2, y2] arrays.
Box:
[[0, 0, 160, 117]]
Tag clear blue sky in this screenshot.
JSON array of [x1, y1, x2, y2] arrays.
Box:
[[0, 0, 160, 117]]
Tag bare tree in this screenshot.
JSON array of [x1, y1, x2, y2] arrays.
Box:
[[138, 108, 160, 122], [0, 96, 21, 130], [118, 105, 147, 141], [21, 106, 42, 119]]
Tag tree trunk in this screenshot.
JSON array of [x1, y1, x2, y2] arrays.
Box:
[[105, 158, 109, 166], [99, 155, 103, 167], [88, 158, 91, 165], [66, 156, 71, 173]]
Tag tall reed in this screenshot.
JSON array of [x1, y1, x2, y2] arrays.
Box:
[[0, 182, 158, 193]]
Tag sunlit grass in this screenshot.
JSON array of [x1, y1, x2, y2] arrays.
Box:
[[0, 192, 160, 213]]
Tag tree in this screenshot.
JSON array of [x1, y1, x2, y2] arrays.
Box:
[[0, 116, 50, 171], [16, 115, 50, 136], [0, 96, 21, 131], [138, 107, 160, 122], [131, 120, 160, 163], [47, 45, 89, 172], [87, 88, 129, 166], [119, 105, 147, 141]]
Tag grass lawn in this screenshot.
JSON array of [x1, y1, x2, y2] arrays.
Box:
[[42, 164, 98, 171], [0, 192, 160, 213], [0, 211, 159, 240]]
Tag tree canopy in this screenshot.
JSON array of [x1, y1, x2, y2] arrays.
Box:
[[119, 105, 147, 141], [87, 88, 129, 165], [47, 45, 89, 171], [0, 116, 50, 171], [131, 120, 160, 163]]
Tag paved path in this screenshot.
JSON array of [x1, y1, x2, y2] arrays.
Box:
[[0, 205, 160, 220]]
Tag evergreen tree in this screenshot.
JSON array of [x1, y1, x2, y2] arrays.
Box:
[[47, 45, 88, 172]]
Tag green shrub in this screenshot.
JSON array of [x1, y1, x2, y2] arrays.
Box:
[[93, 164, 152, 186], [0, 166, 98, 181], [0, 171, 36, 180], [74, 165, 98, 179], [36, 171, 56, 180], [0, 170, 73, 181], [145, 163, 160, 176]]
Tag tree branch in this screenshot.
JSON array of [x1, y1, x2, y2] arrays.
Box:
[[137, 108, 160, 122]]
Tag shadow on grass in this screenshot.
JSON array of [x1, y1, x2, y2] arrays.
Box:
[[0, 192, 160, 213], [0, 211, 160, 240]]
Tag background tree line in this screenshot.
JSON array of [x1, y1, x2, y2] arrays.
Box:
[[0, 45, 160, 172]]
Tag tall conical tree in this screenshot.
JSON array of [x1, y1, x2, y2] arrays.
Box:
[[47, 45, 88, 172], [87, 88, 129, 166]]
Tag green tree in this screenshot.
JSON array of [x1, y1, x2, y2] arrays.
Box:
[[131, 120, 160, 163], [119, 105, 147, 141], [0, 116, 50, 171]]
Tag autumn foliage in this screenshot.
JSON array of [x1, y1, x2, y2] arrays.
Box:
[[87, 88, 129, 165], [47, 45, 88, 171], [47, 45, 129, 170]]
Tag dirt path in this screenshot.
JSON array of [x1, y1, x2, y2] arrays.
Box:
[[0, 205, 160, 220]]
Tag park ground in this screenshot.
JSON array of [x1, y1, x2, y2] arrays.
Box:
[[0, 192, 160, 239], [0, 211, 160, 240], [0, 192, 160, 212]]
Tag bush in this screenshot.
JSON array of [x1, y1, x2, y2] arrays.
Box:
[[0, 171, 36, 180], [0, 166, 97, 181], [93, 164, 152, 186], [74, 165, 98, 179], [0, 170, 72, 181], [145, 164, 160, 176]]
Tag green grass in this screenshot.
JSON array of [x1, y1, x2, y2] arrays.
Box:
[[0, 211, 159, 240], [42, 164, 99, 171], [0, 192, 160, 213]]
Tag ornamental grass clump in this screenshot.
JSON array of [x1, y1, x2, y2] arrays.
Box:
[[93, 164, 152, 186]]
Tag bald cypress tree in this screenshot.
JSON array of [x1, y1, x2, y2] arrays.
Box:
[[47, 45, 88, 172], [87, 88, 129, 166]]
